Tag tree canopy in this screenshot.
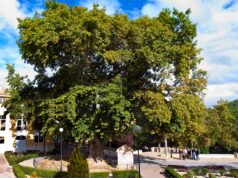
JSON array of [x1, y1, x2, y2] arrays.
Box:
[[4, 1, 209, 158]]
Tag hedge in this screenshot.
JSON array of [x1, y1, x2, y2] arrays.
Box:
[[191, 167, 208, 176], [13, 165, 27, 178], [5, 151, 139, 178], [19, 165, 139, 178], [165, 167, 182, 178], [4, 151, 39, 166]]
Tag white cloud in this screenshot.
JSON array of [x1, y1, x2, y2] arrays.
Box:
[[204, 83, 238, 106], [0, 45, 36, 88], [0, 0, 26, 30], [142, 0, 238, 106], [80, 0, 122, 15]]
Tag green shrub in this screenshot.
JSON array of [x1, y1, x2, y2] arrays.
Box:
[[13, 165, 27, 178], [219, 169, 225, 176], [201, 168, 208, 176], [186, 170, 194, 178], [192, 168, 200, 175], [89, 171, 139, 178], [165, 167, 182, 178], [230, 169, 238, 177], [67, 148, 89, 178], [200, 147, 209, 154]]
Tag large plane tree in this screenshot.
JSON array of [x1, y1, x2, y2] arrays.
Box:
[[5, 1, 207, 159]]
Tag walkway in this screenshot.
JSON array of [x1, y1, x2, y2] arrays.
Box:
[[140, 162, 165, 178], [141, 151, 238, 169], [134, 154, 166, 178], [0, 154, 15, 178]]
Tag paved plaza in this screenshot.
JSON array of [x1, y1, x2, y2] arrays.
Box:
[[140, 152, 238, 169], [133, 151, 238, 177], [0, 154, 15, 178]]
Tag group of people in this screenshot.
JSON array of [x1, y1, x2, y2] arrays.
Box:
[[178, 148, 200, 160], [170, 148, 200, 160]]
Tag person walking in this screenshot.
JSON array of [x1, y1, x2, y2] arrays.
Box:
[[196, 149, 200, 160], [192, 148, 196, 160], [179, 149, 182, 159]]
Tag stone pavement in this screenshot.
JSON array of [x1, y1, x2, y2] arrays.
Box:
[[0, 154, 15, 178], [140, 152, 238, 169], [140, 162, 165, 178]]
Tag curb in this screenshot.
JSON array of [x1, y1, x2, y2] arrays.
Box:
[[1, 153, 16, 178]]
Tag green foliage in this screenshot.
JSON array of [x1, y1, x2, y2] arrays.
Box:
[[186, 170, 194, 178], [4, 151, 39, 166], [90, 170, 139, 178], [13, 165, 27, 178], [18, 165, 138, 178], [228, 99, 238, 119], [201, 168, 208, 176], [165, 167, 182, 178], [219, 170, 225, 176], [67, 148, 89, 178], [3, 64, 29, 119], [207, 100, 238, 151], [133, 90, 171, 138], [192, 168, 212, 176], [200, 147, 209, 154], [13, 0, 207, 155], [230, 169, 238, 177], [170, 94, 207, 147], [112, 170, 139, 178]]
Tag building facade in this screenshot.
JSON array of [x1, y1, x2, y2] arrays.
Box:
[[0, 90, 54, 153]]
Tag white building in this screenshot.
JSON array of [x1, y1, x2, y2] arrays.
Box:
[[0, 90, 54, 153]]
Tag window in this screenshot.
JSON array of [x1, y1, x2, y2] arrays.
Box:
[[34, 130, 43, 142], [0, 136, 4, 143], [16, 118, 26, 131], [0, 115, 6, 131], [16, 135, 26, 140]]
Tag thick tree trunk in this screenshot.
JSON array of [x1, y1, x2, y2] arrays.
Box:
[[89, 136, 103, 161]]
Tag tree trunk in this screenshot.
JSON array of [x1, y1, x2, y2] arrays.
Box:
[[43, 133, 46, 155], [164, 137, 168, 160], [89, 136, 103, 161]]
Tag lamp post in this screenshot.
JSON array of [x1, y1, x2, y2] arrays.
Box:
[[133, 125, 142, 178], [59, 127, 64, 172]]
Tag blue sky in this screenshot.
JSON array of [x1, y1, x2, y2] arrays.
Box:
[[0, 0, 238, 107]]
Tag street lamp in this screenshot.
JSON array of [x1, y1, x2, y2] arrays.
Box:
[[133, 125, 142, 178], [59, 127, 64, 172]]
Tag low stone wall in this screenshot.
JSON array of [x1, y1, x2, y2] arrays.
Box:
[[200, 154, 235, 159]]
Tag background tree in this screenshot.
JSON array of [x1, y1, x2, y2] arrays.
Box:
[[206, 100, 238, 152], [170, 94, 207, 147]]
